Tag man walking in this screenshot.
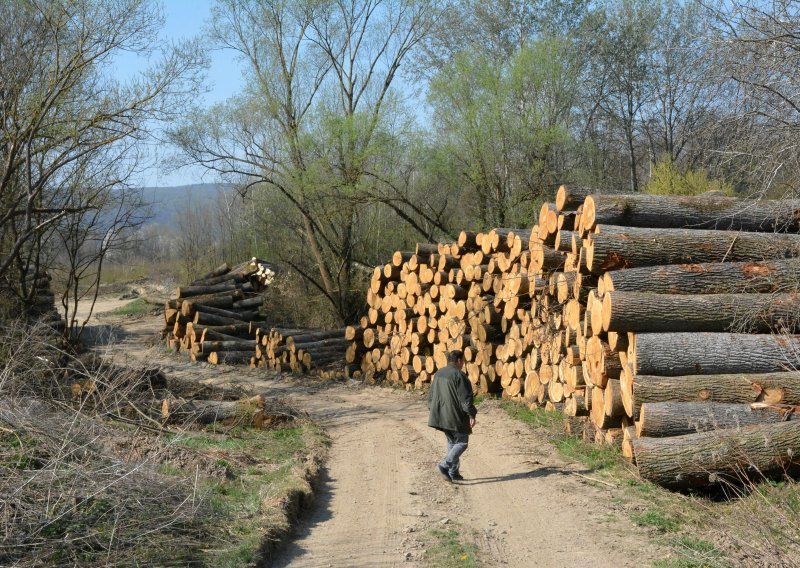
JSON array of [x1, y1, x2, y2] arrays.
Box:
[[428, 350, 477, 482]]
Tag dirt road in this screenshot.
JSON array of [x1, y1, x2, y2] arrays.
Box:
[[85, 298, 663, 567]]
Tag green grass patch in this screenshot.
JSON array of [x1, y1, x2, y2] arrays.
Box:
[[651, 537, 728, 568], [554, 436, 622, 471], [499, 400, 563, 429], [632, 509, 682, 532], [499, 400, 622, 472], [425, 528, 480, 567], [101, 298, 154, 317]]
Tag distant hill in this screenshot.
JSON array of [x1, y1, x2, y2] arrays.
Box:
[[138, 183, 235, 228]]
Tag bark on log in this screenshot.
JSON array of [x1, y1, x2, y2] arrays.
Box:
[[232, 296, 263, 309], [180, 291, 243, 315], [632, 421, 800, 490], [192, 304, 260, 321], [177, 283, 241, 298], [582, 193, 800, 233], [200, 339, 257, 353], [208, 351, 256, 365], [637, 402, 800, 437], [193, 312, 245, 326], [586, 226, 800, 273], [161, 395, 267, 425], [191, 263, 230, 284], [602, 292, 800, 333], [601, 259, 800, 296], [289, 337, 350, 351], [631, 372, 800, 416], [556, 185, 597, 212], [285, 329, 347, 345], [630, 332, 800, 376]]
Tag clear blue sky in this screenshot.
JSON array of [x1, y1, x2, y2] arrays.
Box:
[[122, 0, 245, 187]]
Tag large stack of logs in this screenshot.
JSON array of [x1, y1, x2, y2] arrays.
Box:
[[350, 187, 800, 489], [162, 259, 275, 364]]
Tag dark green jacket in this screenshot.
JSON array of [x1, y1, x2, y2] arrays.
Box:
[[428, 364, 477, 434]]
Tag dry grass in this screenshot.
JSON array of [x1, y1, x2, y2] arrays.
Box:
[[0, 319, 326, 566]]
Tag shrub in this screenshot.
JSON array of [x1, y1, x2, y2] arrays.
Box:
[[645, 159, 733, 197]]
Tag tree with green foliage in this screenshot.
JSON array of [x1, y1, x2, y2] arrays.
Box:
[[427, 39, 580, 227], [644, 159, 733, 196]]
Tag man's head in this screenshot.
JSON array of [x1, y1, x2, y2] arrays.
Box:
[[447, 350, 465, 370]]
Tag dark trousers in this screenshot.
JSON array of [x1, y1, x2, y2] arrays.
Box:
[[440, 430, 469, 474]]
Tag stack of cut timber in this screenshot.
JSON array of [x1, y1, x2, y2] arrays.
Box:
[[0, 270, 60, 321], [348, 231, 546, 394], [350, 187, 800, 489], [250, 327, 355, 378], [162, 259, 276, 364], [544, 187, 800, 489]]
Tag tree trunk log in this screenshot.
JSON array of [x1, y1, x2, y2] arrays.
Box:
[[208, 351, 255, 365], [637, 402, 800, 437], [161, 395, 267, 426], [630, 332, 800, 376], [190, 263, 230, 284], [632, 421, 800, 490], [177, 283, 241, 298], [232, 296, 263, 309], [200, 339, 257, 353], [582, 193, 800, 233], [193, 312, 247, 327], [586, 226, 800, 273], [602, 292, 800, 333], [556, 185, 596, 212], [631, 372, 800, 416], [180, 291, 243, 315], [285, 329, 347, 345], [192, 304, 260, 321], [601, 259, 800, 296]]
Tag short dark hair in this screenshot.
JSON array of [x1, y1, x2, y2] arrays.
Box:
[[447, 350, 464, 364]]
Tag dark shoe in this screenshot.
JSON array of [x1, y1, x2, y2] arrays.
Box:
[[450, 472, 464, 481], [437, 464, 453, 482]]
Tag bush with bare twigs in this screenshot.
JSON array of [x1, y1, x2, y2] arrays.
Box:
[[0, 319, 318, 566]]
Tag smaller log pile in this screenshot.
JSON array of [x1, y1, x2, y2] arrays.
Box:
[[162, 259, 276, 364], [0, 270, 61, 324], [163, 260, 352, 377], [249, 327, 356, 378]]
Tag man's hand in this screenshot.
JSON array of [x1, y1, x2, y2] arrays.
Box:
[[469, 417, 477, 429]]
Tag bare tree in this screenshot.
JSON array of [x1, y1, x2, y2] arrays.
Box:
[[705, 0, 800, 196], [172, 0, 443, 323], [0, 0, 203, 317]]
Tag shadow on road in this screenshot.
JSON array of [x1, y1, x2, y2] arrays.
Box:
[[458, 465, 590, 485], [271, 466, 335, 568]]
